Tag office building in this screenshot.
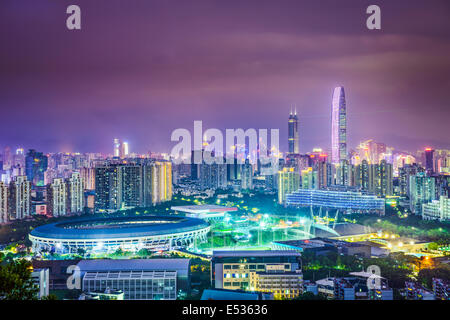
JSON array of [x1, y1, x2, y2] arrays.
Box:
[[25, 149, 48, 186]]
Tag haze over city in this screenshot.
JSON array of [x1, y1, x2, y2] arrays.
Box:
[[1, 0, 450, 154]]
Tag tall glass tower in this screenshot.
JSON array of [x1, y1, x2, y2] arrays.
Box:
[[331, 86, 347, 164], [288, 107, 299, 154]]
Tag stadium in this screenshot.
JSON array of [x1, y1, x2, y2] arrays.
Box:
[[29, 215, 211, 255]]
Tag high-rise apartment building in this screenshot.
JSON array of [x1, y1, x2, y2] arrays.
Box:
[[8, 175, 31, 220], [241, 161, 253, 191], [0, 182, 8, 223], [67, 172, 84, 214], [95, 165, 123, 211], [47, 178, 67, 217], [278, 167, 300, 204], [410, 172, 436, 214]]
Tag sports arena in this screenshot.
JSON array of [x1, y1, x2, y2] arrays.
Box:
[[29, 215, 210, 255]]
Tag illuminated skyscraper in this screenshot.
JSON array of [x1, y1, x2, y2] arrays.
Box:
[[25, 149, 48, 186], [331, 87, 347, 164], [113, 138, 121, 158], [121, 141, 129, 158], [288, 108, 299, 154]]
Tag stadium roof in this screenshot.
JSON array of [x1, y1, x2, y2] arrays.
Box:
[[30, 215, 210, 240], [314, 223, 373, 238], [171, 205, 237, 214]]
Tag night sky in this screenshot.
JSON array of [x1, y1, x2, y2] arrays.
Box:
[[1, 0, 449, 154]]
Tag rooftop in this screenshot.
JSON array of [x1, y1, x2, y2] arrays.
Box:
[[212, 250, 301, 257], [171, 205, 238, 214], [76, 258, 190, 275]]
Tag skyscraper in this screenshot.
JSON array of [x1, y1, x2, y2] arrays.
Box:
[[425, 148, 435, 174], [113, 138, 121, 158], [241, 161, 253, 191], [288, 108, 299, 154], [121, 141, 129, 158], [25, 149, 48, 186], [331, 87, 347, 164]]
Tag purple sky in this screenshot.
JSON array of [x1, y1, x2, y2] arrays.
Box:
[[1, 0, 449, 154]]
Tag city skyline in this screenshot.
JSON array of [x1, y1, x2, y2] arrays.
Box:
[[1, 1, 450, 153]]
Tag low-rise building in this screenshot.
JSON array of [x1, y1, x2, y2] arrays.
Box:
[[76, 258, 191, 300], [249, 269, 303, 300], [211, 250, 301, 293], [422, 196, 450, 221]]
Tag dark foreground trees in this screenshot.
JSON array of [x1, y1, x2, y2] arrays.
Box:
[[0, 253, 39, 300]]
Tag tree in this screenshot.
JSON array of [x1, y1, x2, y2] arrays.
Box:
[[0, 259, 39, 300], [294, 291, 327, 300]]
